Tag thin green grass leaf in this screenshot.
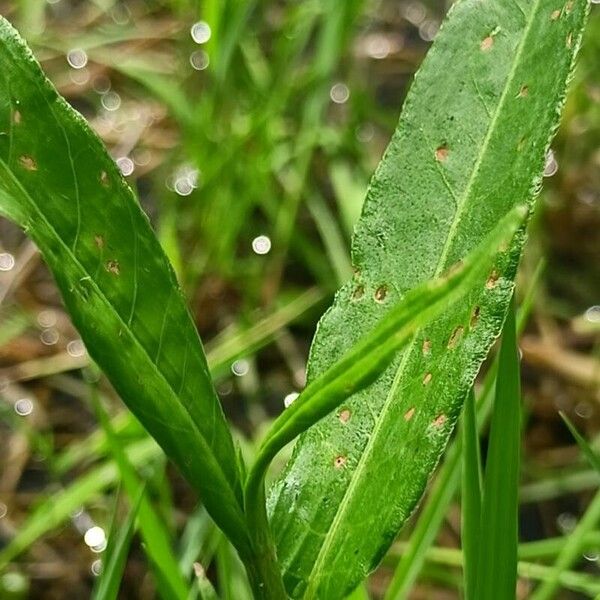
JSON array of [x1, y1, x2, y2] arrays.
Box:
[[461, 389, 482, 599], [92, 487, 144, 600], [474, 299, 521, 600], [529, 417, 600, 600], [90, 390, 189, 600]]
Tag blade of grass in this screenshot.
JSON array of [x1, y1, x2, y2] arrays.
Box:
[[530, 416, 600, 600], [90, 388, 189, 600], [474, 298, 521, 600], [92, 486, 144, 600], [461, 389, 482, 599]]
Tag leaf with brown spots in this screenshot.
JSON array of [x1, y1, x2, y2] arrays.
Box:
[[0, 16, 249, 576], [268, 0, 590, 597]]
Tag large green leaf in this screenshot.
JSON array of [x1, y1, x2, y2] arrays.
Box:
[[268, 0, 590, 597], [0, 18, 248, 554]]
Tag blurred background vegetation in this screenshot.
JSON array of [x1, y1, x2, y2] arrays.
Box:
[[0, 0, 598, 598]]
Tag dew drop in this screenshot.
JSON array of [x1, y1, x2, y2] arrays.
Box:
[[116, 156, 134, 176], [91, 559, 102, 576], [252, 235, 271, 255], [543, 149, 558, 177], [67, 339, 86, 357], [330, 82, 350, 104], [284, 392, 299, 408], [231, 359, 250, 377], [584, 305, 600, 323], [67, 48, 88, 69], [191, 21, 211, 44], [101, 91, 121, 112], [40, 328, 59, 346], [14, 398, 34, 416], [190, 50, 210, 70], [0, 252, 15, 271], [84, 526, 107, 552]]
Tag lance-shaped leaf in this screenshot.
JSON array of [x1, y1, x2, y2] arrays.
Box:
[[0, 18, 249, 554], [268, 0, 590, 597]]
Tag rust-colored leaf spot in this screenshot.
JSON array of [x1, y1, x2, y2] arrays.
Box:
[[435, 146, 449, 162], [13, 110, 21, 124], [486, 269, 499, 290], [565, 0, 573, 13], [550, 9, 561, 20], [422, 338, 432, 356], [94, 235, 105, 249], [470, 305, 481, 328], [432, 414, 447, 428], [518, 85, 529, 98], [352, 285, 364, 300], [19, 155, 37, 171], [334, 455, 347, 469], [447, 325, 464, 349], [422, 372, 432, 386], [105, 260, 120, 275], [404, 407, 415, 421], [480, 36, 494, 51], [374, 285, 388, 302], [339, 409, 351, 424]]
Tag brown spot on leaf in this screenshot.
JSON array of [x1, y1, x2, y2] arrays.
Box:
[[334, 455, 347, 469], [480, 36, 494, 51], [105, 260, 120, 275], [518, 85, 529, 98], [470, 306, 481, 328], [19, 155, 37, 171], [352, 285, 364, 300], [404, 407, 415, 421], [339, 409, 351, 424], [565, 0, 573, 12], [13, 110, 21, 124], [374, 285, 388, 302], [550, 9, 561, 20], [447, 325, 464, 349], [422, 339, 432, 356], [435, 146, 449, 162], [486, 270, 499, 289], [423, 372, 432, 386], [94, 235, 105, 249], [100, 171, 109, 187], [433, 414, 447, 428]]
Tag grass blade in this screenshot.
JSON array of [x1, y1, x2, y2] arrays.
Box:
[[474, 298, 521, 599], [90, 389, 189, 600], [529, 416, 600, 600], [92, 487, 143, 600], [461, 389, 482, 599], [0, 16, 248, 554]]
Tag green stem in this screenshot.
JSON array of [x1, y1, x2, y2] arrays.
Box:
[[242, 485, 287, 600]]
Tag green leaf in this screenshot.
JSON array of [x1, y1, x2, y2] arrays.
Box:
[[0, 17, 248, 553], [268, 1, 590, 596], [461, 389, 482, 599], [474, 298, 521, 600], [529, 416, 600, 600], [92, 488, 143, 600], [90, 389, 189, 600]]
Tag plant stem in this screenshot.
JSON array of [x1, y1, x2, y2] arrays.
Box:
[[242, 485, 287, 599]]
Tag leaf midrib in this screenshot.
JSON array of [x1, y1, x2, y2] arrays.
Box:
[[302, 0, 541, 593], [0, 156, 242, 514]]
